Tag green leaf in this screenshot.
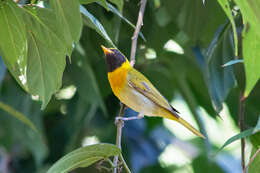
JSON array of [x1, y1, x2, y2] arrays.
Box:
[[201, 23, 236, 113], [47, 143, 120, 173], [0, 0, 28, 90], [234, 0, 260, 97], [50, 0, 83, 55], [0, 101, 37, 133], [217, 0, 238, 57], [242, 27, 260, 97], [80, 0, 108, 10], [23, 7, 67, 109], [109, 0, 123, 13], [80, 5, 115, 47], [248, 146, 260, 173], [219, 116, 260, 151]]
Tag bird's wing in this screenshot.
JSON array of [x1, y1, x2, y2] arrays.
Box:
[[127, 68, 179, 115]]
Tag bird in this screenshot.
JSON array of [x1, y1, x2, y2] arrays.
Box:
[[101, 45, 205, 138]]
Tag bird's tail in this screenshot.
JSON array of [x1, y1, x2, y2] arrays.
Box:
[[177, 117, 205, 138], [165, 113, 205, 138]]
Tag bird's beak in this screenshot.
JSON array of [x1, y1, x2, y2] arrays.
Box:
[[101, 45, 113, 55]]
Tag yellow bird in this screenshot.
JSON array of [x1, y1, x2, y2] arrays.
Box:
[[101, 45, 205, 138]]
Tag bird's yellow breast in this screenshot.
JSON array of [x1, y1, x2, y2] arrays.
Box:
[[108, 62, 130, 97]]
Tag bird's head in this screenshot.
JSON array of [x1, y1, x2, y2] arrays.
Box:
[[101, 45, 129, 72]]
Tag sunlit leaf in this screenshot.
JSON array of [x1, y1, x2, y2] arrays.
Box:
[[47, 143, 120, 173], [0, 0, 28, 90], [234, 0, 260, 97], [0, 101, 37, 132]]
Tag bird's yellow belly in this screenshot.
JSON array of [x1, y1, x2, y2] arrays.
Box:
[[118, 84, 169, 117]]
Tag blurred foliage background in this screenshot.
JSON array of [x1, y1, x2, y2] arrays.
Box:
[[0, 0, 260, 173]]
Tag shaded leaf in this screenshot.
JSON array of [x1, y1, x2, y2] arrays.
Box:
[[50, 0, 82, 55], [80, 0, 108, 10], [193, 23, 236, 113], [109, 0, 123, 13], [47, 143, 120, 173], [23, 7, 67, 109], [106, 2, 145, 41], [217, 0, 238, 56], [219, 116, 260, 151], [0, 56, 6, 84], [0, 100, 37, 132], [80, 5, 115, 47], [66, 49, 107, 115], [0, 0, 28, 90]]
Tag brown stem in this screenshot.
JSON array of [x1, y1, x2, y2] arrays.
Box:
[[239, 92, 246, 171], [113, 104, 126, 173], [130, 0, 147, 67], [243, 147, 260, 173]]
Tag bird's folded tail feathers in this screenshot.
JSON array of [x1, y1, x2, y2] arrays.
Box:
[[166, 113, 205, 138], [177, 117, 205, 138]]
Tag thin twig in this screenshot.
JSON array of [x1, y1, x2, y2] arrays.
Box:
[[130, 0, 147, 67], [239, 92, 246, 171], [243, 147, 260, 173], [119, 154, 131, 173], [113, 1, 147, 172], [113, 104, 126, 173]]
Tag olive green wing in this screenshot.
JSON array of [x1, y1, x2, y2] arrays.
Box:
[[127, 68, 179, 115]]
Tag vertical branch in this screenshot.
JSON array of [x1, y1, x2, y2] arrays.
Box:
[[130, 0, 147, 67], [113, 104, 126, 173], [239, 93, 246, 171], [113, 1, 147, 172]]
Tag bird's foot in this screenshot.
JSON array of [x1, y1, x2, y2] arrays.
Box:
[[115, 113, 144, 123]]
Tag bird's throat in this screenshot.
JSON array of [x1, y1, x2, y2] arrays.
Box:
[[108, 62, 130, 97]]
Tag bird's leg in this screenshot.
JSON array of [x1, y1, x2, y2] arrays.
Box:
[[116, 113, 144, 122]]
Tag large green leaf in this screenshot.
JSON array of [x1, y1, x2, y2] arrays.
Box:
[[47, 143, 120, 173], [50, 0, 82, 55], [23, 7, 67, 109], [0, 0, 28, 90], [234, 0, 260, 97]]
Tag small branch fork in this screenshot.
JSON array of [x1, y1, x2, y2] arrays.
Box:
[[243, 147, 260, 173], [113, 0, 147, 173]]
